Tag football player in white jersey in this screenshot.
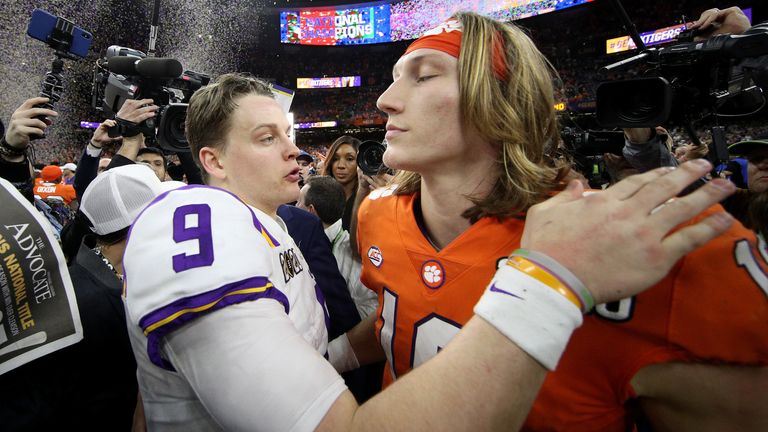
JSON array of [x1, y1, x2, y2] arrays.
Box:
[[122, 72, 736, 431]]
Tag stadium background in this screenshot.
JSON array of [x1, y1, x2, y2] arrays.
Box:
[[0, 0, 763, 164]]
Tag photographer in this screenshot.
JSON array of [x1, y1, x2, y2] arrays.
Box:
[[622, 126, 678, 171], [72, 120, 115, 197], [106, 98, 203, 184], [616, 6, 763, 195]]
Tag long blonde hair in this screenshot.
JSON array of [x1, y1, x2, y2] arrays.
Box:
[[393, 12, 563, 222]]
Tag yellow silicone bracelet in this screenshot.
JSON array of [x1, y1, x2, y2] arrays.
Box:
[[505, 255, 583, 310]]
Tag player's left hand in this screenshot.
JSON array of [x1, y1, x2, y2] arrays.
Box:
[[521, 159, 736, 305]]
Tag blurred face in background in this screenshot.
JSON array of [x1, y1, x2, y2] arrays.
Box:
[[747, 148, 768, 193], [98, 158, 111, 174], [137, 153, 167, 181], [297, 158, 313, 180]]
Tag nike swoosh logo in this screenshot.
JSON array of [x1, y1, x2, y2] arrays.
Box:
[[489, 283, 524, 300]]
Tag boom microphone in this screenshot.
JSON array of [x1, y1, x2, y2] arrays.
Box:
[[106, 57, 182, 79], [105, 55, 140, 76], [135, 58, 183, 79]]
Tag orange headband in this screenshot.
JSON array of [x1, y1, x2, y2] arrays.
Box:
[[404, 19, 508, 81]]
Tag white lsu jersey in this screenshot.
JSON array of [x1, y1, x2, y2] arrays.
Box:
[[123, 185, 335, 430]]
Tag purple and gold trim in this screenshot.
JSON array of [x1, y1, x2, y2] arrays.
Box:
[[139, 276, 288, 370]]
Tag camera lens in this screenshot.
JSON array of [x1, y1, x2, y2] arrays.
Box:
[[357, 140, 387, 175], [157, 103, 189, 152]]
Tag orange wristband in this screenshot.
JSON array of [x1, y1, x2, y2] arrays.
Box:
[[506, 255, 583, 310]]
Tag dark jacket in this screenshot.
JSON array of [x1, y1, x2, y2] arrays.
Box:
[[277, 204, 360, 338]]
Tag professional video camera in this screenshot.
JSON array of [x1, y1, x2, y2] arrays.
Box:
[[560, 113, 625, 157], [91, 45, 210, 152], [557, 113, 625, 189], [596, 12, 768, 130]]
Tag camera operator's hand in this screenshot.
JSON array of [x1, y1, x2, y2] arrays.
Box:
[[5, 97, 58, 149], [114, 99, 154, 162], [357, 167, 393, 193], [90, 119, 119, 148], [623, 127, 653, 145], [116, 98, 158, 124], [602, 153, 638, 184], [521, 159, 736, 305], [689, 7, 750, 37], [623, 126, 668, 145]]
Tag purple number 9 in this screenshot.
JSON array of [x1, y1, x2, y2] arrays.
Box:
[[172, 204, 214, 272]]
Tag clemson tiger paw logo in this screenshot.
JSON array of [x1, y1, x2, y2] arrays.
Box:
[[421, 260, 445, 289]]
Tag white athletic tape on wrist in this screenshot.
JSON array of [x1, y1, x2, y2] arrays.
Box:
[[327, 333, 360, 373], [474, 264, 583, 370], [86, 142, 103, 157]]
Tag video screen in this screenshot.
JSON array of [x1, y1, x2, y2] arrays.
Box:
[[294, 121, 338, 129], [281, 0, 593, 45], [281, 5, 391, 46], [297, 76, 362, 89]]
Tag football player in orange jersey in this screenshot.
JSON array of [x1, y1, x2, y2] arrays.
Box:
[[331, 11, 768, 432], [117, 71, 733, 430]]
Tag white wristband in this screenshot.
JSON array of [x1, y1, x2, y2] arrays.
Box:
[[473, 264, 582, 370], [86, 142, 103, 157], [327, 333, 360, 373]]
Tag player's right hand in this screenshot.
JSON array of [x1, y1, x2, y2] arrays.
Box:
[[5, 97, 58, 148], [521, 159, 736, 305]]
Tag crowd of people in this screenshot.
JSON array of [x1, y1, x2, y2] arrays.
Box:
[[0, 4, 765, 432]]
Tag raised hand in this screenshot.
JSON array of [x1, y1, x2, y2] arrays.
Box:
[[5, 97, 58, 149]]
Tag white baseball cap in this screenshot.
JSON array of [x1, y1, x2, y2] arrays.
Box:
[[60, 162, 77, 172], [81, 164, 179, 235]]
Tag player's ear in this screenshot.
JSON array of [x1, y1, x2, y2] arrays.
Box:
[[199, 146, 226, 181]]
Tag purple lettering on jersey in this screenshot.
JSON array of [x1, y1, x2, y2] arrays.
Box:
[[172, 204, 215, 272], [139, 275, 288, 370]]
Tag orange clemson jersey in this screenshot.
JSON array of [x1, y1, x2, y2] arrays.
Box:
[[357, 188, 768, 431], [34, 181, 76, 204], [358, 188, 526, 387]]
